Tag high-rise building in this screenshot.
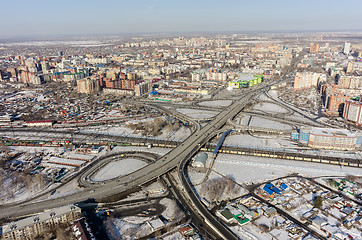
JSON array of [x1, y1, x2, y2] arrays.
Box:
[[6, 68, 17, 79], [293, 72, 321, 89], [309, 43, 319, 53], [41, 61, 50, 74], [336, 74, 362, 89], [346, 61, 354, 74], [343, 42, 351, 55], [343, 99, 362, 126], [135, 80, 152, 96], [121, 78, 136, 90], [77, 78, 100, 94]]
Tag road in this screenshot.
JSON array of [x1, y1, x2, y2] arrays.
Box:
[[0, 83, 261, 225]]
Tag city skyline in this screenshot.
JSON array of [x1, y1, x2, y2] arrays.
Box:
[[1, 0, 362, 39]]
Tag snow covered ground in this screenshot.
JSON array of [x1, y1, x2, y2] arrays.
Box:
[[224, 134, 295, 149], [176, 108, 219, 119], [213, 153, 362, 185], [252, 102, 289, 114], [91, 158, 147, 181], [198, 99, 233, 107], [250, 116, 293, 130], [81, 123, 191, 142], [111, 146, 172, 155], [105, 197, 182, 240], [268, 90, 279, 98], [256, 93, 270, 101]]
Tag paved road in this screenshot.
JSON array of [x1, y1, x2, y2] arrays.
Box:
[[0, 83, 271, 239]]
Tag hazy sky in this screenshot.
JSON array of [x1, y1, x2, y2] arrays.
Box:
[[1, 0, 362, 38]]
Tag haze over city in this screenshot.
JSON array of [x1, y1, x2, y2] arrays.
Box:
[[1, 0, 362, 39]]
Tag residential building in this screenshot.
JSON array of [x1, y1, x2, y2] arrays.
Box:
[[0, 205, 82, 240], [310, 43, 319, 53], [343, 99, 362, 126], [77, 78, 100, 94], [343, 42, 351, 55], [134, 80, 152, 97], [293, 72, 321, 89]]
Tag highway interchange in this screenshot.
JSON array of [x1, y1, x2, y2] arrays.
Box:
[[0, 78, 361, 239]]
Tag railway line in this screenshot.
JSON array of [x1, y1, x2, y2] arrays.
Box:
[[1, 75, 360, 239]]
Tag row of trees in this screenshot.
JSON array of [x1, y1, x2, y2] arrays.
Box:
[[200, 175, 240, 203], [127, 117, 181, 137]]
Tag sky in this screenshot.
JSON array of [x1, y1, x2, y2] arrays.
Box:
[[1, 0, 362, 39]]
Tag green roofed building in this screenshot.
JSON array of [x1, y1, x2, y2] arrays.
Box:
[[228, 75, 263, 89]]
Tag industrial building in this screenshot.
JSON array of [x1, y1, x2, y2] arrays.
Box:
[[191, 152, 208, 168], [298, 127, 358, 151]]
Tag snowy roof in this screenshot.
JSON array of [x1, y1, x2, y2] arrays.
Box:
[[310, 216, 327, 227], [148, 218, 164, 231], [194, 152, 208, 164], [237, 75, 256, 81], [309, 127, 356, 138], [1, 205, 81, 235]]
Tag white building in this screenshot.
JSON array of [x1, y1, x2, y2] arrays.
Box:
[[343, 42, 351, 55]]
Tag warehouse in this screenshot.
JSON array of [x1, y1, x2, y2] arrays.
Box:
[[298, 127, 357, 151], [191, 152, 208, 168]]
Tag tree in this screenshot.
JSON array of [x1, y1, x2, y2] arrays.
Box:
[[314, 196, 323, 209]]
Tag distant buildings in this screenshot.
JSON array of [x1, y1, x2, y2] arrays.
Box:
[[310, 43, 319, 53], [343, 42, 351, 55], [206, 68, 227, 81]]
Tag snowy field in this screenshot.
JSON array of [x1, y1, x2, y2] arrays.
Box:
[[250, 116, 293, 130], [268, 90, 279, 98], [224, 134, 295, 149], [213, 153, 362, 185], [91, 158, 147, 181], [198, 100, 232, 107], [81, 123, 191, 141], [252, 102, 289, 114], [176, 108, 219, 119], [255, 93, 270, 101], [105, 197, 182, 239], [112, 146, 172, 156]]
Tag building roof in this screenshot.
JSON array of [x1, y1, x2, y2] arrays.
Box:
[[310, 216, 327, 227], [309, 127, 356, 138], [147, 218, 164, 231], [280, 183, 288, 190], [271, 187, 282, 195], [1, 205, 81, 235], [220, 209, 233, 220], [237, 75, 256, 81], [263, 186, 275, 195], [194, 152, 208, 165]]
